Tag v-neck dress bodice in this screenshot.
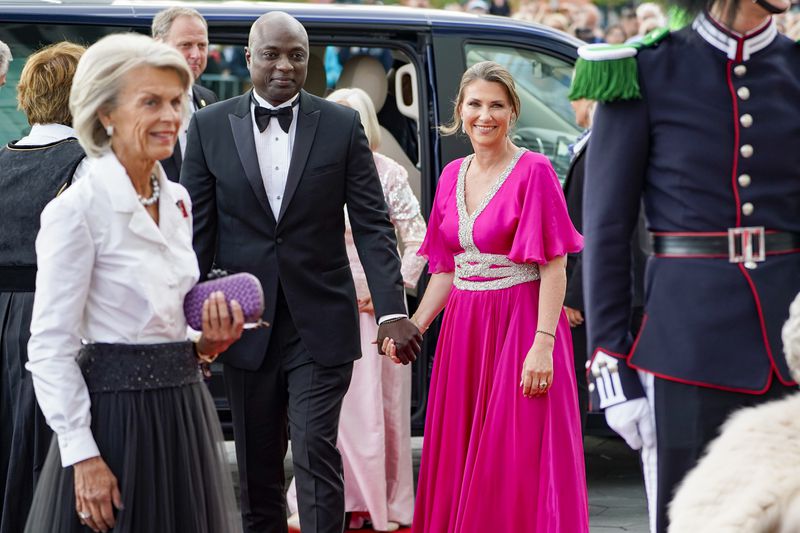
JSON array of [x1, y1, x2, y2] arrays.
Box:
[[413, 150, 587, 533]]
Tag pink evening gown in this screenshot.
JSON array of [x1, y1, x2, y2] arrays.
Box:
[[411, 149, 589, 533], [287, 152, 428, 529]]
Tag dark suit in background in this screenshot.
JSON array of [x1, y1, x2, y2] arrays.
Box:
[[563, 132, 647, 431], [181, 89, 407, 533], [160, 84, 217, 182]]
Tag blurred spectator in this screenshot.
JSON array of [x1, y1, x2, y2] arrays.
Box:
[[0, 40, 11, 88], [543, 13, 571, 32], [220, 45, 249, 78], [604, 24, 627, 44], [489, 0, 512, 17], [636, 2, 667, 34], [466, 0, 490, 14], [573, 4, 603, 43], [620, 7, 640, 39], [401, 0, 430, 7]]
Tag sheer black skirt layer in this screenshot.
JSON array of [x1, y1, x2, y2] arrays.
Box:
[[0, 291, 52, 533], [24, 342, 241, 533]]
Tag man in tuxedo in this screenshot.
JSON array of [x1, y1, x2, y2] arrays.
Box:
[[180, 12, 422, 533], [152, 6, 218, 182]]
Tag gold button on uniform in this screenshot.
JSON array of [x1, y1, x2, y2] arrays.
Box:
[[737, 87, 750, 100], [742, 202, 754, 216], [740, 144, 754, 158], [733, 64, 747, 77], [740, 114, 753, 128], [738, 174, 751, 187]]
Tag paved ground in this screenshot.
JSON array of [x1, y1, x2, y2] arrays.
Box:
[[226, 434, 649, 532]]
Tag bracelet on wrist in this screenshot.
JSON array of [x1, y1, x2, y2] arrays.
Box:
[[535, 329, 556, 340], [410, 315, 428, 334]]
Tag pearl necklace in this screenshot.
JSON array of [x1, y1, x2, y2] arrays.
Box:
[[138, 174, 160, 206]]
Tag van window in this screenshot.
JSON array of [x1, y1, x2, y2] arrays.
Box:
[[465, 43, 581, 182]]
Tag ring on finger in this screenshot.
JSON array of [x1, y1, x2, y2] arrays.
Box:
[[77, 511, 91, 520], [539, 381, 548, 389]]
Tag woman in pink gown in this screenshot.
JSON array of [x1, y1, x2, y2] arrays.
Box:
[[386, 61, 589, 532], [287, 88, 427, 531]]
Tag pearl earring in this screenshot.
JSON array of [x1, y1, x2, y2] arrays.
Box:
[[460, 118, 466, 134], [105, 124, 114, 137]]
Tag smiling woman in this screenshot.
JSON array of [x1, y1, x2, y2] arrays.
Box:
[[23, 33, 244, 533]]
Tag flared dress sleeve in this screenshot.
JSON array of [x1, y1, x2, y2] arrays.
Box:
[[508, 154, 583, 265], [417, 160, 460, 274]]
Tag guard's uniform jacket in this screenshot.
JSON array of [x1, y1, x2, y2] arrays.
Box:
[[579, 14, 800, 407]]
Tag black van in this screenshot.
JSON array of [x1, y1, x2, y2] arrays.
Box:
[[0, 0, 583, 435]]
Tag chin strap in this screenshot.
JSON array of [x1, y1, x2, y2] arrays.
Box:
[[753, 0, 787, 15]]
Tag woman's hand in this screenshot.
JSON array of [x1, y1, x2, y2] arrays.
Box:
[[357, 295, 374, 315], [520, 335, 554, 398], [564, 306, 584, 328], [73, 456, 123, 532], [196, 291, 245, 362], [381, 337, 402, 365]]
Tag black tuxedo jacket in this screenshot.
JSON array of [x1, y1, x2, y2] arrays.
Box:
[[161, 84, 218, 182], [180, 89, 406, 370]]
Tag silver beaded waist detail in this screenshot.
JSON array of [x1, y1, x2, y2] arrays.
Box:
[[453, 251, 540, 291]]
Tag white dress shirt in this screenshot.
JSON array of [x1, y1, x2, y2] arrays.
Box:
[[26, 151, 200, 467], [250, 91, 299, 218], [15, 123, 90, 181]]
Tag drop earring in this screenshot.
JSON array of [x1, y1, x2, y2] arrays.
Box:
[[105, 124, 114, 137], [460, 117, 466, 134]]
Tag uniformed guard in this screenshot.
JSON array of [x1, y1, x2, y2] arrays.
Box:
[[569, 0, 800, 529]]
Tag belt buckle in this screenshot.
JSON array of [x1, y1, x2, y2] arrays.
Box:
[[728, 226, 765, 267]]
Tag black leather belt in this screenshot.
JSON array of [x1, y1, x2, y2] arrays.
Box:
[[0, 265, 37, 292], [652, 228, 800, 264]]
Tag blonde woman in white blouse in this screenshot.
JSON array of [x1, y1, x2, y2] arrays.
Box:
[[24, 34, 243, 533], [287, 87, 427, 532]]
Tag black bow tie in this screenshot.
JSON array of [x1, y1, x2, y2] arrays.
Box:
[[254, 105, 294, 134]]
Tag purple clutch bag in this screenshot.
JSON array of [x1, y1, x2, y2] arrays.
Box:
[[183, 272, 266, 331]]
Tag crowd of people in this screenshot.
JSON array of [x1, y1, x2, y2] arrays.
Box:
[[0, 1, 799, 533]]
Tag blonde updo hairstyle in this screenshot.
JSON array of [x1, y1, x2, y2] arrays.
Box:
[[69, 33, 192, 158], [440, 60, 521, 137], [327, 87, 382, 151]]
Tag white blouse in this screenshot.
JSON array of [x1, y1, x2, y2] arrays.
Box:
[[26, 152, 200, 467]]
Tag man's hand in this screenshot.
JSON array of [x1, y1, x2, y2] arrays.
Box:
[[564, 306, 584, 328], [376, 318, 422, 365], [605, 397, 655, 451]]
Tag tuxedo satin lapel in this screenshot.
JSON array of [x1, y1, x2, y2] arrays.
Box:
[[229, 93, 276, 223], [278, 91, 320, 223]]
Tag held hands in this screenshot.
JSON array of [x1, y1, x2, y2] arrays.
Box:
[[196, 291, 245, 363], [520, 334, 554, 398], [73, 456, 123, 533], [377, 318, 423, 365]]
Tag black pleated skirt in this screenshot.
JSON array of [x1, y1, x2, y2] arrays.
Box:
[[24, 342, 241, 533], [0, 291, 52, 533]]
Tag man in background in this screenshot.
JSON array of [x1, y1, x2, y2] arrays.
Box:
[[152, 6, 218, 181]]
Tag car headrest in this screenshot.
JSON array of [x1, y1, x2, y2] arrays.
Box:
[[336, 55, 387, 112], [305, 53, 327, 97]]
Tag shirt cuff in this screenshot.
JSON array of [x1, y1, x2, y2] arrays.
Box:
[[378, 313, 408, 325], [57, 426, 101, 467]]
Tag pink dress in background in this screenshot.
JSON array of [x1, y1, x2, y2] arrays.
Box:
[[288, 152, 427, 529], [412, 149, 589, 533]]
